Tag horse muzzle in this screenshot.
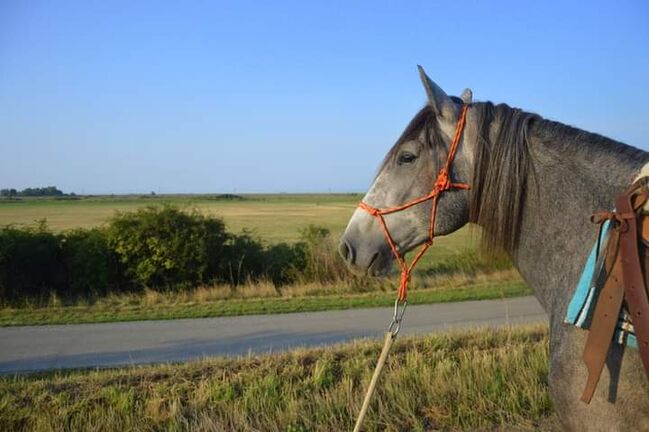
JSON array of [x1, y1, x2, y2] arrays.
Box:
[[339, 213, 394, 276]]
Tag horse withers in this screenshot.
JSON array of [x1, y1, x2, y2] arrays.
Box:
[[339, 66, 649, 431]]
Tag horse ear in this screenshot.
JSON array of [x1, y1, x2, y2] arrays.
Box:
[[417, 65, 456, 119], [460, 88, 473, 104]]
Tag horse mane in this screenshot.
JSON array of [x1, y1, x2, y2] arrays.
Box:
[[469, 102, 539, 254], [469, 102, 647, 254]]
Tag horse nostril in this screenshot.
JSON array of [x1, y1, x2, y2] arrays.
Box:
[[338, 240, 354, 263]]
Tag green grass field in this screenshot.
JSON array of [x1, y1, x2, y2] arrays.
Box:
[[0, 325, 554, 431]]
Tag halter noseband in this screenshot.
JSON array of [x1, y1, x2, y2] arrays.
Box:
[[358, 104, 470, 302]]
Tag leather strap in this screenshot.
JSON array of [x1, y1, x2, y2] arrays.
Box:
[[581, 232, 625, 403], [616, 190, 649, 374], [580, 179, 649, 403]]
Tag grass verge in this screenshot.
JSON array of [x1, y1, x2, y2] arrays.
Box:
[[0, 279, 530, 327], [0, 325, 552, 431]]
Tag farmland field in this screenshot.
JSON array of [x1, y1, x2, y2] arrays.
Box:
[[0, 193, 480, 259]]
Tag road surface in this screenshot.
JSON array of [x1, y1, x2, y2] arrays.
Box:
[[0, 296, 546, 374]]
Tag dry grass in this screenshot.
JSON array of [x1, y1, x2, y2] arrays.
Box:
[[0, 325, 553, 431]]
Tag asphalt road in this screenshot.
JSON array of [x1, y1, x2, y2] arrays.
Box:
[[0, 296, 546, 374]]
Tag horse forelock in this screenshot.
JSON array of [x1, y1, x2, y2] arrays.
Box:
[[378, 106, 447, 175]]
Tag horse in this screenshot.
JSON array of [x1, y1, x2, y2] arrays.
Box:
[[339, 66, 649, 430]]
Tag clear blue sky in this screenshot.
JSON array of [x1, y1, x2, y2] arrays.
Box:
[[1, 0, 648, 194]]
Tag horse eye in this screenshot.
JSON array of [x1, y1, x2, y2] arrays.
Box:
[[397, 152, 417, 165]]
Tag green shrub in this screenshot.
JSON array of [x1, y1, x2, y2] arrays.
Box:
[[0, 222, 64, 304], [106, 206, 228, 289], [60, 228, 122, 299], [220, 231, 307, 287], [220, 231, 266, 286], [264, 242, 306, 286]]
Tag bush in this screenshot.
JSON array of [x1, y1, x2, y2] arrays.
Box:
[[264, 242, 306, 286], [106, 206, 228, 289], [220, 231, 266, 286], [60, 228, 122, 299], [220, 231, 307, 287], [0, 222, 64, 304], [204, 224, 356, 288]]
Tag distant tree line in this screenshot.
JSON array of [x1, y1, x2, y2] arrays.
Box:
[[0, 186, 72, 197]]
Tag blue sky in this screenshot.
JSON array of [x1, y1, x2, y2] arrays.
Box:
[[1, 0, 648, 193]]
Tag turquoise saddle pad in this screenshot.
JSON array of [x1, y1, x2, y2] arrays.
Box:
[[564, 220, 638, 348]]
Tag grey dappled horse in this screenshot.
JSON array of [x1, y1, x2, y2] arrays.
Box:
[[339, 66, 649, 430]]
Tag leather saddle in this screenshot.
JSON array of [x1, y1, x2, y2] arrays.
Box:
[[581, 176, 649, 403]]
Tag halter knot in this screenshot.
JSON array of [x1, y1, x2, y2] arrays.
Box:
[[434, 169, 450, 191], [358, 202, 380, 216]]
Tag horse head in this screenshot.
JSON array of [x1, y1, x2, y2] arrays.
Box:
[[339, 67, 476, 276]]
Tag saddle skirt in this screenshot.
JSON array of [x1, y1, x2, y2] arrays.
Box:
[[565, 217, 649, 348], [564, 177, 649, 403]]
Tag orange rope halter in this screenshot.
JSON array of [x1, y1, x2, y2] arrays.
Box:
[[358, 104, 470, 302]]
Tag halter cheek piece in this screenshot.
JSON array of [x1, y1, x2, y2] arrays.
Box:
[[358, 104, 471, 302]]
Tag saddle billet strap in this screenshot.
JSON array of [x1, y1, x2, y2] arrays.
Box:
[[580, 178, 649, 404], [616, 191, 649, 375], [581, 231, 625, 403]]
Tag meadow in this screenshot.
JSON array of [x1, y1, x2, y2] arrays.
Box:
[[0, 325, 554, 431], [0, 194, 527, 326]]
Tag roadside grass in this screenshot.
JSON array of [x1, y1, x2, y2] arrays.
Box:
[[0, 324, 552, 431], [0, 272, 529, 326]]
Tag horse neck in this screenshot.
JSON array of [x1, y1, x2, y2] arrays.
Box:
[[506, 120, 648, 318]]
